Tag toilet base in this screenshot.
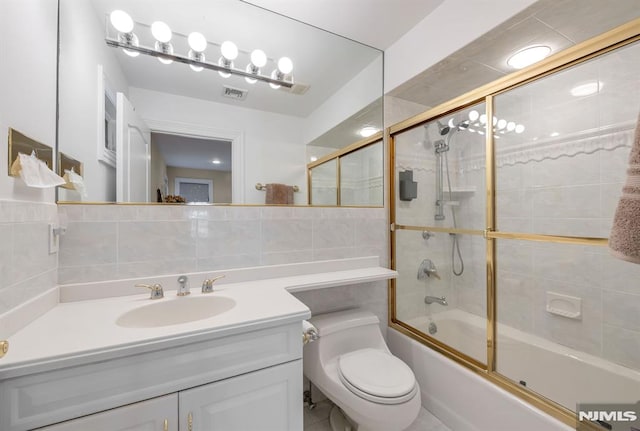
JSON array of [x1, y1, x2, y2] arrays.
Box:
[[329, 405, 356, 431]]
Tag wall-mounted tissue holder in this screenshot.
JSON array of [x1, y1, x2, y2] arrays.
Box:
[[7, 128, 54, 176], [58, 153, 84, 190], [399, 170, 417, 201]]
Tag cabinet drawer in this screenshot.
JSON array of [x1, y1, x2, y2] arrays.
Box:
[[0, 323, 301, 431]]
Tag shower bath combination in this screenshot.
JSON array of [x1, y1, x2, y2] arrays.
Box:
[[427, 119, 467, 276]]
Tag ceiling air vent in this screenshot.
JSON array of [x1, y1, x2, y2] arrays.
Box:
[[279, 82, 311, 95], [222, 86, 248, 100]]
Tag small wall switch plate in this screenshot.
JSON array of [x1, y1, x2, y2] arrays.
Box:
[[48, 224, 59, 254]]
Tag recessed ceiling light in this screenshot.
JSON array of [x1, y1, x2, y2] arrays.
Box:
[[359, 126, 378, 138], [550, 132, 559, 137], [310, 156, 318, 162], [507, 45, 551, 69], [211, 159, 221, 164], [570, 80, 603, 97]]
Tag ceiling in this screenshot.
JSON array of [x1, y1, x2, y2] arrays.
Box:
[[152, 133, 232, 171], [242, 0, 445, 50], [388, 0, 640, 110]]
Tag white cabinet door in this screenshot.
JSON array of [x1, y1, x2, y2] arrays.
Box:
[[39, 394, 178, 431], [179, 360, 302, 431]]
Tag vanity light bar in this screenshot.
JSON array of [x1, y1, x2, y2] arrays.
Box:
[[105, 38, 294, 88], [105, 11, 294, 89]]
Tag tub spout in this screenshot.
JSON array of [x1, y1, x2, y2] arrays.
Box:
[[425, 296, 448, 306]]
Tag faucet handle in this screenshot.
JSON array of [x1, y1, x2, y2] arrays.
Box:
[[201, 275, 225, 293], [418, 259, 441, 280], [135, 283, 164, 300]]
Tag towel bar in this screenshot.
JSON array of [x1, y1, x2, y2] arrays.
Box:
[[255, 183, 299, 192]]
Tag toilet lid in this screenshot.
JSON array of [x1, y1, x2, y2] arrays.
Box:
[[338, 348, 417, 405]]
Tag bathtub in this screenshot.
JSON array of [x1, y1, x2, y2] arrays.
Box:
[[388, 310, 640, 431], [406, 310, 640, 408]]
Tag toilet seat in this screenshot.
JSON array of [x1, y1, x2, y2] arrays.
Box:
[[337, 348, 418, 405]]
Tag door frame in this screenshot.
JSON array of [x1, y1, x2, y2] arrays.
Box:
[[143, 118, 245, 204]]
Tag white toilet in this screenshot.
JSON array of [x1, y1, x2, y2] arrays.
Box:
[[303, 309, 421, 431]]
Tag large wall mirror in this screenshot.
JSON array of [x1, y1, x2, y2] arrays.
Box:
[[57, 0, 383, 205]]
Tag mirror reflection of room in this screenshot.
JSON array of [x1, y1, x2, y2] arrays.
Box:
[[56, 0, 383, 205]]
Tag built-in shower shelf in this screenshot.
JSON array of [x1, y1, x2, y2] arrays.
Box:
[[446, 187, 476, 200]]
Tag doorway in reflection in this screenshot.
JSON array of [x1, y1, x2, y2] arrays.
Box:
[[151, 133, 232, 204]]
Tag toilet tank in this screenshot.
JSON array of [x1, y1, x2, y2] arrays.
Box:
[[307, 309, 389, 362]]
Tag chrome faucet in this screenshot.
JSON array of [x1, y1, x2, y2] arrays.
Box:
[[177, 275, 190, 296], [418, 259, 441, 280], [201, 275, 226, 293], [135, 283, 164, 300], [425, 296, 448, 306]]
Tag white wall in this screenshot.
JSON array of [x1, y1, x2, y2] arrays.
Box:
[[0, 0, 58, 203], [129, 88, 307, 204], [0, 0, 59, 317], [304, 56, 383, 145], [57, 0, 130, 202], [384, 0, 537, 93]]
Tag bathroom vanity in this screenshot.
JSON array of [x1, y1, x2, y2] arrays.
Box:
[[0, 258, 397, 431]]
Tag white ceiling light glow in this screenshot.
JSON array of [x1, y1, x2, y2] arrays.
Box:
[[507, 45, 551, 69], [106, 13, 294, 89], [359, 126, 378, 138], [570, 80, 603, 97]]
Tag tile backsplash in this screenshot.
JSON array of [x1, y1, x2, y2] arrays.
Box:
[[58, 205, 388, 285], [0, 201, 58, 315]]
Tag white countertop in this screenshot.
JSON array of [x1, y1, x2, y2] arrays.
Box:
[[0, 258, 397, 379]]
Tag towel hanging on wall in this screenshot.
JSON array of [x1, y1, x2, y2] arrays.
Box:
[[609, 111, 640, 264], [265, 183, 294, 205], [10, 152, 65, 188]]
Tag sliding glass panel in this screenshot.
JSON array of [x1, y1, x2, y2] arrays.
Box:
[[495, 40, 640, 237], [496, 239, 640, 410], [395, 228, 487, 364], [394, 102, 487, 230], [340, 141, 383, 206], [309, 159, 337, 205]]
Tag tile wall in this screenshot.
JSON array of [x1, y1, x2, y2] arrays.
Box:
[[58, 205, 388, 285], [0, 201, 58, 315]]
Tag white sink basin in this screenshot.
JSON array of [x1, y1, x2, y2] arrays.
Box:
[[116, 296, 236, 328]]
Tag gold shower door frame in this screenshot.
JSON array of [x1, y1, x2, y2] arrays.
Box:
[[387, 18, 640, 429]]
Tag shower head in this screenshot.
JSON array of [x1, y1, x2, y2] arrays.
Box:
[[437, 121, 450, 136]]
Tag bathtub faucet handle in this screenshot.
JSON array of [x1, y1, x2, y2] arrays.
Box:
[[418, 259, 440, 280]]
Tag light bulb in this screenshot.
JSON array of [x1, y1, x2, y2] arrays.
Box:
[[245, 64, 257, 84], [118, 32, 140, 57], [188, 32, 207, 53], [155, 41, 173, 64], [479, 114, 487, 124], [468, 110, 479, 122], [151, 21, 172, 43], [250, 49, 267, 68], [110, 10, 134, 33], [515, 124, 525, 134], [448, 118, 455, 128], [492, 116, 498, 126], [277, 57, 293, 74], [507, 121, 516, 132], [269, 70, 281, 89], [218, 57, 232, 78], [221, 41, 238, 60], [497, 119, 507, 130], [188, 50, 204, 72]]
